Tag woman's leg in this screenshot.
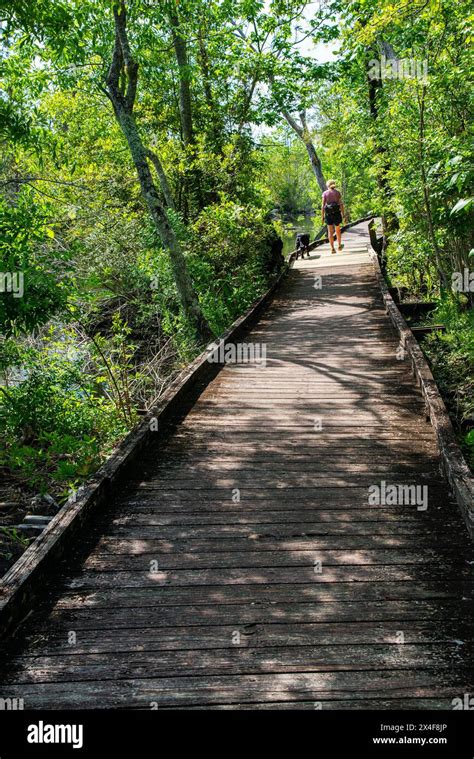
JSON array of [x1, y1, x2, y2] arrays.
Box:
[[335, 224, 342, 247], [328, 224, 335, 250]]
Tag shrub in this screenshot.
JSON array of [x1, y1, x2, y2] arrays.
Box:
[[187, 201, 284, 334]]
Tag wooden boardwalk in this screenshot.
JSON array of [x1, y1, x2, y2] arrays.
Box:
[[1, 221, 473, 709]]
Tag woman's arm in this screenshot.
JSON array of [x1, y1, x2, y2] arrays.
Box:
[[321, 197, 325, 223]]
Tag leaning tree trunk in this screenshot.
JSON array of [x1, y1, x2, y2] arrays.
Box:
[[107, 2, 212, 342], [301, 126, 326, 193], [146, 147, 176, 211], [279, 107, 326, 192], [304, 143, 326, 193], [267, 73, 326, 192], [114, 108, 211, 341]]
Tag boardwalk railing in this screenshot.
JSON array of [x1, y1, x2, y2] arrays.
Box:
[[369, 250, 474, 538]]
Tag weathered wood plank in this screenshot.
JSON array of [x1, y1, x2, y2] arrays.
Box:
[[81, 547, 470, 572], [1, 671, 471, 709], [100, 522, 468, 540], [130, 475, 447, 491], [8, 620, 472, 658], [13, 598, 472, 647], [6, 643, 473, 685], [93, 534, 472, 554], [61, 564, 473, 591], [37, 583, 474, 610], [106, 511, 460, 529]]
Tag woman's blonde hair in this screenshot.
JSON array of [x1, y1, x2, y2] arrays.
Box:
[[326, 179, 337, 189]]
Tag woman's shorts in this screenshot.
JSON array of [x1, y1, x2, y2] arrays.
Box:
[[325, 205, 342, 226]]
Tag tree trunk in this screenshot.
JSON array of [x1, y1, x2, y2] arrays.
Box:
[[168, 10, 204, 215], [266, 72, 326, 193], [169, 11, 194, 148], [146, 148, 175, 211], [116, 108, 211, 339], [280, 107, 326, 192], [107, 2, 212, 342], [304, 141, 326, 193], [197, 25, 223, 150]]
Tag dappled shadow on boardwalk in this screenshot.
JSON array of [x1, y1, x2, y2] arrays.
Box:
[[1, 228, 473, 708]]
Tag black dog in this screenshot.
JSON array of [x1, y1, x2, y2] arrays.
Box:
[[295, 233, 310, 259]]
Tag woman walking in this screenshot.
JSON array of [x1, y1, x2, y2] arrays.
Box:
[[321, 180, 345, 253]]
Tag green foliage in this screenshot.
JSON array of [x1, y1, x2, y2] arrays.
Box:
[[0, 190, 72, 335], [0, 334, 129, 498], [317, 77, 377, 220], [188, 200, 284, 334], [0, 526, 29, 548], [262, 136, 316, 215], [422, 300, 474, 467]]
